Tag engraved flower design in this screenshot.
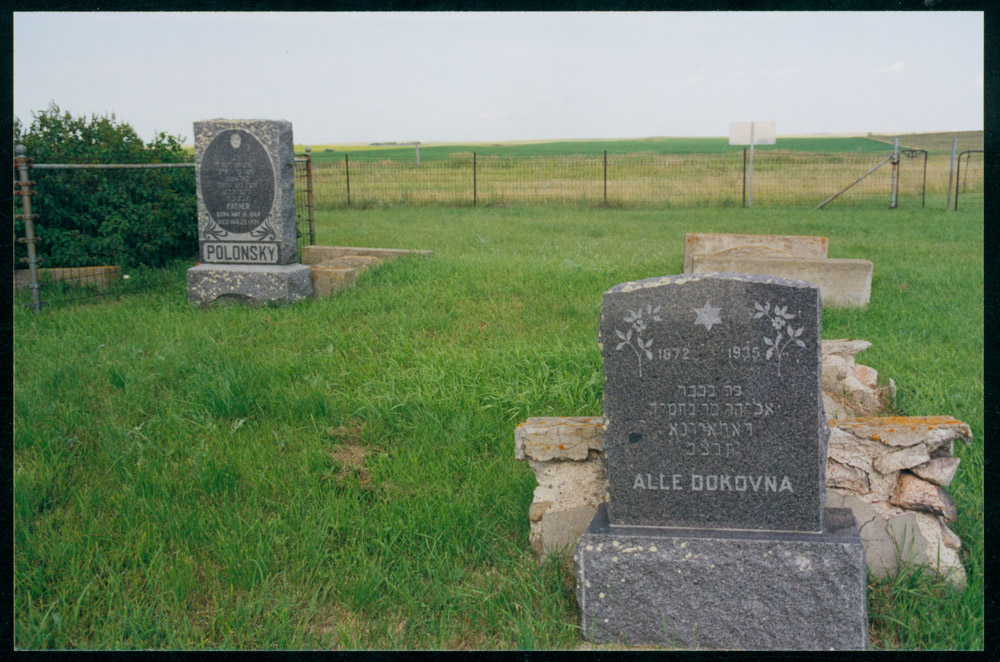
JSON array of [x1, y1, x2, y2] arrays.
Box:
[[616, 304, 662, 378], [250, 218, 277, 241], [753, 301, 806, 377], [202, 216, 229, 241]]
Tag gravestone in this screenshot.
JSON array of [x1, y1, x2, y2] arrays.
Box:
[[575, 273, 867, 650], [186, 119, 313, 305]]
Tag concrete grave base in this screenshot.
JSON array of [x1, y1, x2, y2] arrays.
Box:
[[575, 503, 868, 650], [187, 263, 313, 306], [688, 257, 873, 307], [301, 245, 433, 298]]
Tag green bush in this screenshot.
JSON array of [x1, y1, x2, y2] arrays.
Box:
[[14, 103, 197, 268]]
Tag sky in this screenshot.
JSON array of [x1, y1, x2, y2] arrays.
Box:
[[13, 11, 984, 145]]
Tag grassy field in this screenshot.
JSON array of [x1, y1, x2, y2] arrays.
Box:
[[300, 149, 974, 210], [301, 136, 894, 163], [14, 205, 983, 650], [869, 131, 984, 154]]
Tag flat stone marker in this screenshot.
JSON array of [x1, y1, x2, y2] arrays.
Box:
[[187, 119, 312, 305], [575, 273, 867, 650]]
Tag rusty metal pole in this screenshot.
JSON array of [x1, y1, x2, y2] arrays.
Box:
[[344, 153, 351, 207], [304, 146, 315, 245], [473, 152, 477, 207], [14, 145, 42, 312]]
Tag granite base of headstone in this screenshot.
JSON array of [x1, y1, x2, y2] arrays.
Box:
[[187, 263, 313, 305], [186, 119, 313, 306], [574, 273, 867, 650]]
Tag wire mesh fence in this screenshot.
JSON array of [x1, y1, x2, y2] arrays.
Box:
[[14, 153, 316, 310], [14, 144, 985, 310], [953, 151, 984, 211], [304, 150, 972, 210]]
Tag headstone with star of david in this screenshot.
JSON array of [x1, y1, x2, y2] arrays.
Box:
[[574, 272, 867, 649], [597, 272, 828, 531]]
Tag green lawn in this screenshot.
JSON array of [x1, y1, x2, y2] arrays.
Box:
[[14, 205, 983, 649]]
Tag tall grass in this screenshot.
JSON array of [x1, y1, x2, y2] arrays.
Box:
[[14, 205, 982, 649]]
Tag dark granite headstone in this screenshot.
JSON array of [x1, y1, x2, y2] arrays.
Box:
[[575, 273, 867, 649], [598, 273, 827, 532], [186, 119, 311, 305]]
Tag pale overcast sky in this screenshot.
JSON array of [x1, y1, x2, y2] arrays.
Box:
[[13, 11, 984, 145]]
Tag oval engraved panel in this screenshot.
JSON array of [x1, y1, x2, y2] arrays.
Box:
[[201, 129, 275, 234]]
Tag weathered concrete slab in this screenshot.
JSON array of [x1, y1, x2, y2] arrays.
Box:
[[683, 233, 828, 273], [310, 266, 359, 298], [688, 256, 873, 308], [301, 245, 432, 265], [316, 256, 383, 271]]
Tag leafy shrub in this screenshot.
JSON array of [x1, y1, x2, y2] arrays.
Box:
[[14, 103, 197, 268]]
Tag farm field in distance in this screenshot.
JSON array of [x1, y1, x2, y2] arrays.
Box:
[[294, 130, 983, 161], [14, 204, 983, 650]]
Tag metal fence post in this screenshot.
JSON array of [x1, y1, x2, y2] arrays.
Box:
[[742, 148, 747, 208], [946, 137, 957, 211], [345, 153, 351, 207], [14, 145, 43, 312], [603, 150, 608, 205], [473, 152, 477, 207], [889, 138, 900, 209], [304, 147, 315, 244]]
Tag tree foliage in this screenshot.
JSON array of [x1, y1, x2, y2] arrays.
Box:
[[14, 103, 197, 268]]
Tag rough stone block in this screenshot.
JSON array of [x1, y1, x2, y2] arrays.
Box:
[[832, 416, 972, 451], [910, 457, 961, 487], [826, 489, 966, 586], [688, 255, 873, 308], [890, 472, 958, 522], [873, 444, 931, 474], [826, 458, 870, 493], [515, 416, 604, 461], [682, 233, 828, 273], [575, 504, 868, 650], [187, 263, 313, 306]]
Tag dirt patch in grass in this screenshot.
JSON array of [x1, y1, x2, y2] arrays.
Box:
[[331, 445, 372, 488], [307, 604, 371, 648], [327, 420, 365, 444]]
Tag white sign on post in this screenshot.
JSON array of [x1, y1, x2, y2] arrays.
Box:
[[729, 121, 776, 207]]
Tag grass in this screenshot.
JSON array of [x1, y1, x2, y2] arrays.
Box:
[[868, 131, 984, 154], [301, 136, 894, 163], [13, 204, 983, 650]]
